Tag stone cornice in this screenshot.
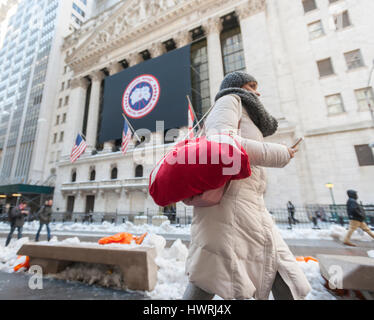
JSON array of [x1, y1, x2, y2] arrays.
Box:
[[65, 0, 266, 75]]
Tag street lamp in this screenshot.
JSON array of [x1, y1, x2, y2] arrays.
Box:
[[325, 183, 336, 206]]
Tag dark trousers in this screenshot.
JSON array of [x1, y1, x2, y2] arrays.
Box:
[[183, 272, 294, 300], [35, 223, 51, 242], [5, 224, 23, 247]]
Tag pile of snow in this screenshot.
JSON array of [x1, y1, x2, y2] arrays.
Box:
[[0, 235, 340, 300], [0, 238, 30, 273], [0, 220, 191, 235], [298, 260, 336, 300], [279, 225, 374, 242], [368, 250, 374, 259]]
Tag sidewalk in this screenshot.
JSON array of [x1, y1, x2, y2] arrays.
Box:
[[0, 272, 149, 300]]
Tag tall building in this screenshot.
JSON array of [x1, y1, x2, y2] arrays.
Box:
[[0, 0, 92, 200], [44, 0, 374, 216]]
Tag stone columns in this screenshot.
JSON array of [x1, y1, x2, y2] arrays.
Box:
[[149, 42, 165, 58], [86, 70, 105, 152], [107, 62, 123, 75], [174, 31, 191, 48], [64, 77, 89, 156], [204, 17, 224, 104], [127, 52, 143, 67]]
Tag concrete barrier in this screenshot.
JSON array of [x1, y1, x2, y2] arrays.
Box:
[[152, 215, 168, 227], [317, 254, 374, 292], [17, 243, 158, 292], [134, 216, 148, 226]]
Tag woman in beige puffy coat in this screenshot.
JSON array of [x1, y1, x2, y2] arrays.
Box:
[[183, 72, 311, 300]]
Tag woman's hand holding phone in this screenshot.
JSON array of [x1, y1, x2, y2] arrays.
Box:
[[288, 137, 304, 159]]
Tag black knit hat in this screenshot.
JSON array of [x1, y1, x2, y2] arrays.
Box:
[[219, 71, 257, 91]]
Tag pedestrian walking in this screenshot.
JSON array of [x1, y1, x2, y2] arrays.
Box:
[[287, 201, 299, 224], [344, 190, 374, 247], [35, 199, 53, 242], [5, 201, 29, 247], [183, 72, 311, 300]]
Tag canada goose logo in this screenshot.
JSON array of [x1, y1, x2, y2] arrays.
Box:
[[122, 74, 161, 119]]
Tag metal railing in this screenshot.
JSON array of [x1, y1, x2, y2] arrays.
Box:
[[1, 204, 373, 230]]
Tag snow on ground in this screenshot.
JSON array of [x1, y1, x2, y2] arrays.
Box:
[[278, 224, 374, 242], [1, 221, 373, 242], [0, 221, 191, 235], [0, 235, 336, 300]]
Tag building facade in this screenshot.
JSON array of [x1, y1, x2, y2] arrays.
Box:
[[48, 0, 374, 216], [0, 0, 92, 189]]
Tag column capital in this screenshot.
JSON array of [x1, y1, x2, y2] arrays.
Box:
[[127, 52, 142, 66], [71, 77, 89, 89], [90, 70, 105, 82], [174, 31, 192, 48], [149, 42, 165, 58], [107, 62, 123, 76], [203, 17, 223, 35], [236, 0, 266, 20]]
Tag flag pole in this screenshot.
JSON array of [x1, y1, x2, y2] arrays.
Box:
[[79, 132, 86, 140], [122, 113, 142, 143], [186, 95, 201, 131]]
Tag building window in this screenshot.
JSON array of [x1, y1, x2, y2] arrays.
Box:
[[191, 39, 211, 119], [302, 0, 317, 13], [325, 94, 345, 115], [111, 167, 118, 180], [317, 58, 335, 77], [308, 20, 324, 39], [355, 145, 374, 166], [71, 170, 77, 182], [334, 10, 351, 30], [67, 79, 71, 88], [90, 169, 96, 181], [62, 113, 67, 123], [344, 49, 364, 70], [53, 133, 57, 144], [59, 132, 64, 142], [64, 96, 69, 106], [221, 27, 246, 76], [58, 98, 62, 108], [355, 87, 374, 111], [135, 165, 143, 178], [56, 115, 60, 125]]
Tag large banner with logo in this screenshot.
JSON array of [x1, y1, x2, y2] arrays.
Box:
[[99, 45, 191, 143]]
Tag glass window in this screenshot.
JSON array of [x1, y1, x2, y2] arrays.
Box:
[[317, 58, 334, 77], [191, 39, 211, 119], [344, 49, 364, 70], [355, 87, 374, 111], [308, 20, 324, 39], [302, 0, 317, 13], [221, 27, 246, 76], [325, 94, 345, 115]]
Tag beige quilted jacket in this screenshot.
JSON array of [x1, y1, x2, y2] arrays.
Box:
[[185, 94, 312, 300]]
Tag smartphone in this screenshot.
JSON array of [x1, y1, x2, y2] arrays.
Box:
[[291, 137, 304, 149]]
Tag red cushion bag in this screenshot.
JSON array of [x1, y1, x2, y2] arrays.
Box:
[[149, 134, 251, 207]]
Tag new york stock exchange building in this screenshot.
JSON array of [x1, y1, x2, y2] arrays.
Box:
[[47, 0, 374, 219]]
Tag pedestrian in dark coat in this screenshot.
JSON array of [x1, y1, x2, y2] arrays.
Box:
[[35, 200, 53, 242], [344, 190, 374, 247], [287, 201, 299, 224], [5, 202, 29, 247]]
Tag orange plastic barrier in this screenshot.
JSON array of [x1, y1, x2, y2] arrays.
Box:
[[296, 256, 319, 263], [13, 256, 30, 272], [98, 232, 148, 245]]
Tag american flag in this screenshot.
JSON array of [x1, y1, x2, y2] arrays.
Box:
[[70, 133, 87, 163], [188, 98, 196, 139], [121, 118, 132, 155]]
